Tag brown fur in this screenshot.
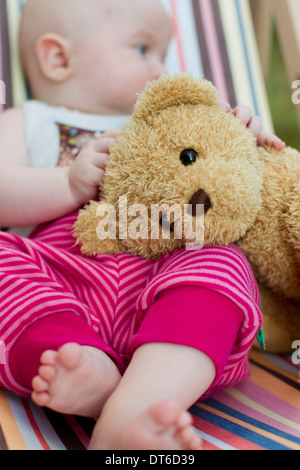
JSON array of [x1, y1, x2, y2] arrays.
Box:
[[74, 74, 300, 353]]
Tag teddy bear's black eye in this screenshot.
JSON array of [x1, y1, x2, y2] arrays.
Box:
[[180, 149, 199, 166]]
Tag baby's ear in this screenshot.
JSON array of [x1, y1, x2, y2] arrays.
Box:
[[133, 73, 220, 121], [73, 200, 124, 255], [36, 33, 73, 83]]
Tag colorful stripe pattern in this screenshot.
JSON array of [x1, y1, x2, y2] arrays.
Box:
[[0, 349, 299, 450], [0, 0, 27, 110], [194, 350, 300, 450], [0, 0, 12, 111], [161, 0, 273, 131]]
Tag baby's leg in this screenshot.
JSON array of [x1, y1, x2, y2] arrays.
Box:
[[89, 342, 215, 450], [88, 278, 244, 450]]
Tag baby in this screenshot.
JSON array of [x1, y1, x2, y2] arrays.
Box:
[[0, 0, 285, 450], [0, 0, 170, 234]]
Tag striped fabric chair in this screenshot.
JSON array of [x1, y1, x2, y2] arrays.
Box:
[[0, 0, 27, 111], [0, 0, 299, 451]]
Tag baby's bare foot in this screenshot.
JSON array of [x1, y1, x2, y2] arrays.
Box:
[[31, 343, 121, 418], [89, 400, 202, 450]]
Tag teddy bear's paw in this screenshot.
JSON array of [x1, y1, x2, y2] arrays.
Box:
[[73, 200, 123, 255], [283, 180, 300, 255], [256, 315, 297, 353], [258, 283, 300, 353]]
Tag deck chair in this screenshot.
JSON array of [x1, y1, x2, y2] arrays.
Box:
[[0, 0, 299, 451], [271, 0, 300, 125], [250, 0, 300, 131]]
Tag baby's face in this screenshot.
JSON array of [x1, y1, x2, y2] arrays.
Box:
[[74, 0, 172, 115]]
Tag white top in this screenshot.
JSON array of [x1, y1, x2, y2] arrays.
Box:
[[9, 101, 128, 237], [22, 100, 128, 168]]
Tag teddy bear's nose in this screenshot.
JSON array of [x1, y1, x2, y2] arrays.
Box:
[[189, 189, 212, 216]]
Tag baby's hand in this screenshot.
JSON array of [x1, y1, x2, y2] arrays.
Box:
[[68, 129, 119, 206], [221, 102, 286, 150]]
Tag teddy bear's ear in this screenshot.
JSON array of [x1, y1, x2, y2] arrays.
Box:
[[133, 73, 220, 120]]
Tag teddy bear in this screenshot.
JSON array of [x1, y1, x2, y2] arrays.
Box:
[[73, 73, 300, 354]]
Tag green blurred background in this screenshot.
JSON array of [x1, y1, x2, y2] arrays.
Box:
[[267, 25, 300, 150]]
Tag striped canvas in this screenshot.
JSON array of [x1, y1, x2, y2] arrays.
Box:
[[161, 0, 273, 132], [1, 0, 298, 451], [0, 349, 299, 450], [0, 0, 27, 111]]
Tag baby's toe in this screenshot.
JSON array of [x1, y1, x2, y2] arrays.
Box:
[[40, 349, 59, 366], [31, 375, 52, 407], [179, 425, 202, 450], [57, 343, 83, 370], [176, 410, 193, 429], [38, 365, 56, 382], [31, 390, 51, 407], [32, 375, 49, 393]]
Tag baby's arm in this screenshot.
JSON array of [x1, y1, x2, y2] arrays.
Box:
[[68, 130, 118, 207], [0, 108, 79, 227], [0, 108, 117, 227]]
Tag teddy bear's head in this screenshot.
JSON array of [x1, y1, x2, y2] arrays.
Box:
[[74, 74, 263, 259]]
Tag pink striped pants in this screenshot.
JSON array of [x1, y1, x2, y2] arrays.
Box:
[[0, 213, 262, 399]]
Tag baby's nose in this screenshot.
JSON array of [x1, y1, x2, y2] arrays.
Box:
[[188, 189, 212, 216]]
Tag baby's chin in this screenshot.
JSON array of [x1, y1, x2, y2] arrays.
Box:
[[103, 104, 135, 117]]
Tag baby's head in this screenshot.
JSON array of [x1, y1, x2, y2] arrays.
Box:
[[19, 0, 172, 115]]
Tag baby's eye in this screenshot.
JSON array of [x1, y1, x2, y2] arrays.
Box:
[[180, 149, 199, 166], [136, 45, 148, 55]]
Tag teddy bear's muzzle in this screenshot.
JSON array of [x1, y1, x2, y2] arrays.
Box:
[[189, 189, 212, 216]]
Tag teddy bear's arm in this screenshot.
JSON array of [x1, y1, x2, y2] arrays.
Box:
[[282, 181, 300, 259], [73, 200, 124, 256]]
